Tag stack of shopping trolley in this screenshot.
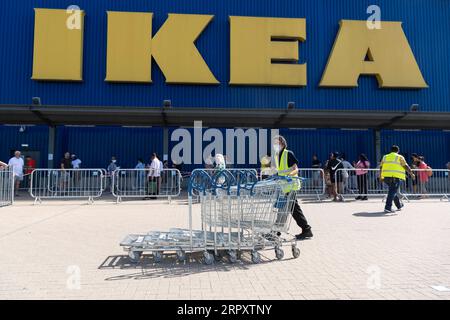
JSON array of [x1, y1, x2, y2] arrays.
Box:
[[120, 169, 301, 264]]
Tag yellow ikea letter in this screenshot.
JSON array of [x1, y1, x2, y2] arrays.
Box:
[[229, 16, 306, 86], [32, 8, 85, 81], [106, 12, 153, 83], [106, 12, 218, 84], [320, 20, 428, 88], [151, 14, 218, 84]]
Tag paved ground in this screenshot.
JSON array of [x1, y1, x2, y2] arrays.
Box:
[[0, 194, 449, 300]]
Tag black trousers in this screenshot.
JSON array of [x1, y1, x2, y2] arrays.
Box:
[[357, 174, 368, 195], [292, 198, 310, 231]]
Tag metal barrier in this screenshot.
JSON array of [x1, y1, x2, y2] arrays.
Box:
[[112, 169, 182, 203], [334, 168, 387, 200], [0, 167, 14, 207], [30, 169, 105, 204], [297, 168, 325, 200], [401, 169, 450, 201], [335, 168, 450, 201], [259, 168, 325, 200]]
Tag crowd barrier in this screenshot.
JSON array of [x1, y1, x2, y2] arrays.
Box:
[[334, 168, 450, 201], [9, 167, 449, 205], [112, 168, 182, 203], [334, 169, 387, 200], [30, 169, 104, 204], [0, 168, 14, 207], [295, 168, 325, 200], [402, 169, 450, 201]]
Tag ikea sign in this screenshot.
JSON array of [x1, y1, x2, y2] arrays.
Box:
[[32, 8, 428, 89]]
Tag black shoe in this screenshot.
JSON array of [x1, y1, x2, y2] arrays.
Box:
[[263, 233, 278, 241], [355, 196, 362, 200], [296, 229, 313, 240], [361, 197, 368, 201]]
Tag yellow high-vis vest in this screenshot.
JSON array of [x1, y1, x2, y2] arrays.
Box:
[[381, 152, 406, 180], [274, 149, 301, 192]]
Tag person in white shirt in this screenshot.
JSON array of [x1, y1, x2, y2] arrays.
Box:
[[8, 151, 24, 196], [339, 154, 354, 194], [71, 154, 82, 188], [147, 153, 161, 197], [71, 154, 82, 169]]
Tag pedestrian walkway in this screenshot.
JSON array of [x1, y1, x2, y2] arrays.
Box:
[[0, 198, 449, 300]]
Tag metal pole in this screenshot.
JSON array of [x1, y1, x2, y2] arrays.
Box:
[[48, 126, 56, 168], [374, 129, 381, 163], [163, 126, 169, 163]]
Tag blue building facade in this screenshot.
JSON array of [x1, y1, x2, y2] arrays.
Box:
[[0, 1, 449, 169]]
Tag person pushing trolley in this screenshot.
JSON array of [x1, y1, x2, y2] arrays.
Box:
[[380, 145, 415, 213], [272, 135, 313, 240]]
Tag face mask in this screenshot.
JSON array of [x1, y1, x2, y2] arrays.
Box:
[[273, 144, 281, 153]]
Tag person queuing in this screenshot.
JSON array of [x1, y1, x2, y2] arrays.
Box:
[[380, 145, 415, 213], [410, 153, 420, 195], [8, 151, 24, 197], [71, 154, 82, 169], [417, 156, 431, 199], [273, 135, 313, 240], [326, 152, 344, 202], [354, 154, 370, 200], [106, 156, 119, 192], [339, 154, 353, 195], [147, 153, 162, 198], [311, 155, 322, 188], [215, 154, 226, 171]]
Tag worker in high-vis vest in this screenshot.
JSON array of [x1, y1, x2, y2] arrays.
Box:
[[380, 145, 415, 213], [273, 135, 313, 240]]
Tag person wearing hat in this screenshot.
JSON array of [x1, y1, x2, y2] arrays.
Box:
[[273, 135, 313, 240]]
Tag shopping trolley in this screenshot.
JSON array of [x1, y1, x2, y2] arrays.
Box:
[[120, 169, 301, 264]]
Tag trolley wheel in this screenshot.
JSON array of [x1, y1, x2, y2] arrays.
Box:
[[203, 251, 214, 265], [153, 251, 163, 263], [275, 248, 285, 260], [176, 250, 187, 263], [251, 251, 261, 264], [228, 250, 237, 264], [213, 252, 223, 262], [292, 246, 301, 259], [128, 250, 142, 263]]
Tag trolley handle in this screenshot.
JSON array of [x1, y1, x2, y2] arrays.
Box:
[[188, 170, 212, 196], [236, 169, 259, 196], [211, 169, 236, 195]]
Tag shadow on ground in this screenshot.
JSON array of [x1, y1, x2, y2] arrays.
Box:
[[353, 212, 399, 217], [99, 252, 295, 280]]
